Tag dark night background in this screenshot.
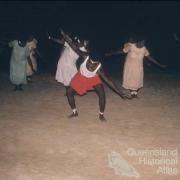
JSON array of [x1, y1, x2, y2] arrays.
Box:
[[0, 1, 180, 74]]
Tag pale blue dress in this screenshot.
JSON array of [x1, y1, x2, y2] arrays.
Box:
[[9, 40, 29, 85]]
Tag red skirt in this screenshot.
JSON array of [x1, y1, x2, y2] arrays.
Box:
[[70, 71, 102, 95]]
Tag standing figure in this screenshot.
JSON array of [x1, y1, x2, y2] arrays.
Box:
[[9, 38, 30, 91], [106, 38, 166, 98], [26, 35, 38, 82]]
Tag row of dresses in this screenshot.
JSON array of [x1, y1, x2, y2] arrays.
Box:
[[56, 40, 150, 91]]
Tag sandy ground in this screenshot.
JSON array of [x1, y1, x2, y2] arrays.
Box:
[[0, 72, 180, 180]]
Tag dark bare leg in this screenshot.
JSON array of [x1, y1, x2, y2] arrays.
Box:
[[94, 84, 106, 121], [66, 87, 78, 118]]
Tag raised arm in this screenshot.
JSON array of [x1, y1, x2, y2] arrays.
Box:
[[105, 50, 124, 56], [97, 68, 131, 99], [61, 30, 88, 59], [146, 55, 167, 68], [48, 36, 65, 44], [46, 31, 64, 44]]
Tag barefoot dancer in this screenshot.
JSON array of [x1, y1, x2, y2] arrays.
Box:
[[61, 30, 131, 121], [106, 37, 166, 98]]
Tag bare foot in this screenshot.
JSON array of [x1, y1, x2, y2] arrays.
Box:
[[99, 114, 107, 122], [68, 111, 78, 118], [131, 94, 139, 99]]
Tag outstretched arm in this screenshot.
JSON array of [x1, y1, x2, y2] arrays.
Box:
[[146, 55, 167, 68], [97, 68, 131, 99], [61, 30, 88, 59], [105, 50, 124, 56], [47, 32, 64, 45], [48, 36, 64, 44]]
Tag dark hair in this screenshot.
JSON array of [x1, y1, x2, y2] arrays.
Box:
[[128, 32, 145, 43], [17, 34, 27, 43], [27, 35, 34, 42], [129, 37, 137, 43]]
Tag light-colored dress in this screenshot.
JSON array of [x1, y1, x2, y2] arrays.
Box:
[[122, 43, 150, 90], [26, 38, 38, 76], [55, 42, 79, 86], [9, 40, 30, 85]]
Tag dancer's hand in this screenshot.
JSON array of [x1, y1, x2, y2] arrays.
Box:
[[119, 93, 132, 100]]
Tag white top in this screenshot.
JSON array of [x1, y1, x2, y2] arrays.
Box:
[[80, 56, 101, 78]]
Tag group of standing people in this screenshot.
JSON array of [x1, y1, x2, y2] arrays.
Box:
[[8, 29, 166, 121], [9, 35, 38, 91]]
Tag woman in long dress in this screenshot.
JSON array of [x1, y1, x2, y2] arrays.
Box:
[[9, 39, 30, 91], [106, 38, 166, 98]]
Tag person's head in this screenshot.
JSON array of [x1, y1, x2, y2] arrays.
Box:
[[128, 33, 138, 44], [72, 37, 86, 52], [128, 37, 137, 44], [18, 40, 26, 47], [86, 57, 101, 72], [27, 35, 38, 44], [17, 34, 27, 47], [135, 40, 145, 48], [27, 35, 34, 42]]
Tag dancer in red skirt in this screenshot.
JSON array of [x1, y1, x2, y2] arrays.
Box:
[[61, 30, 131, 121]]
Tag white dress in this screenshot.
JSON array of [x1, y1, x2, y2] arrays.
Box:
[[122, 43, 150, 90], [55, 42, 79, 86]]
